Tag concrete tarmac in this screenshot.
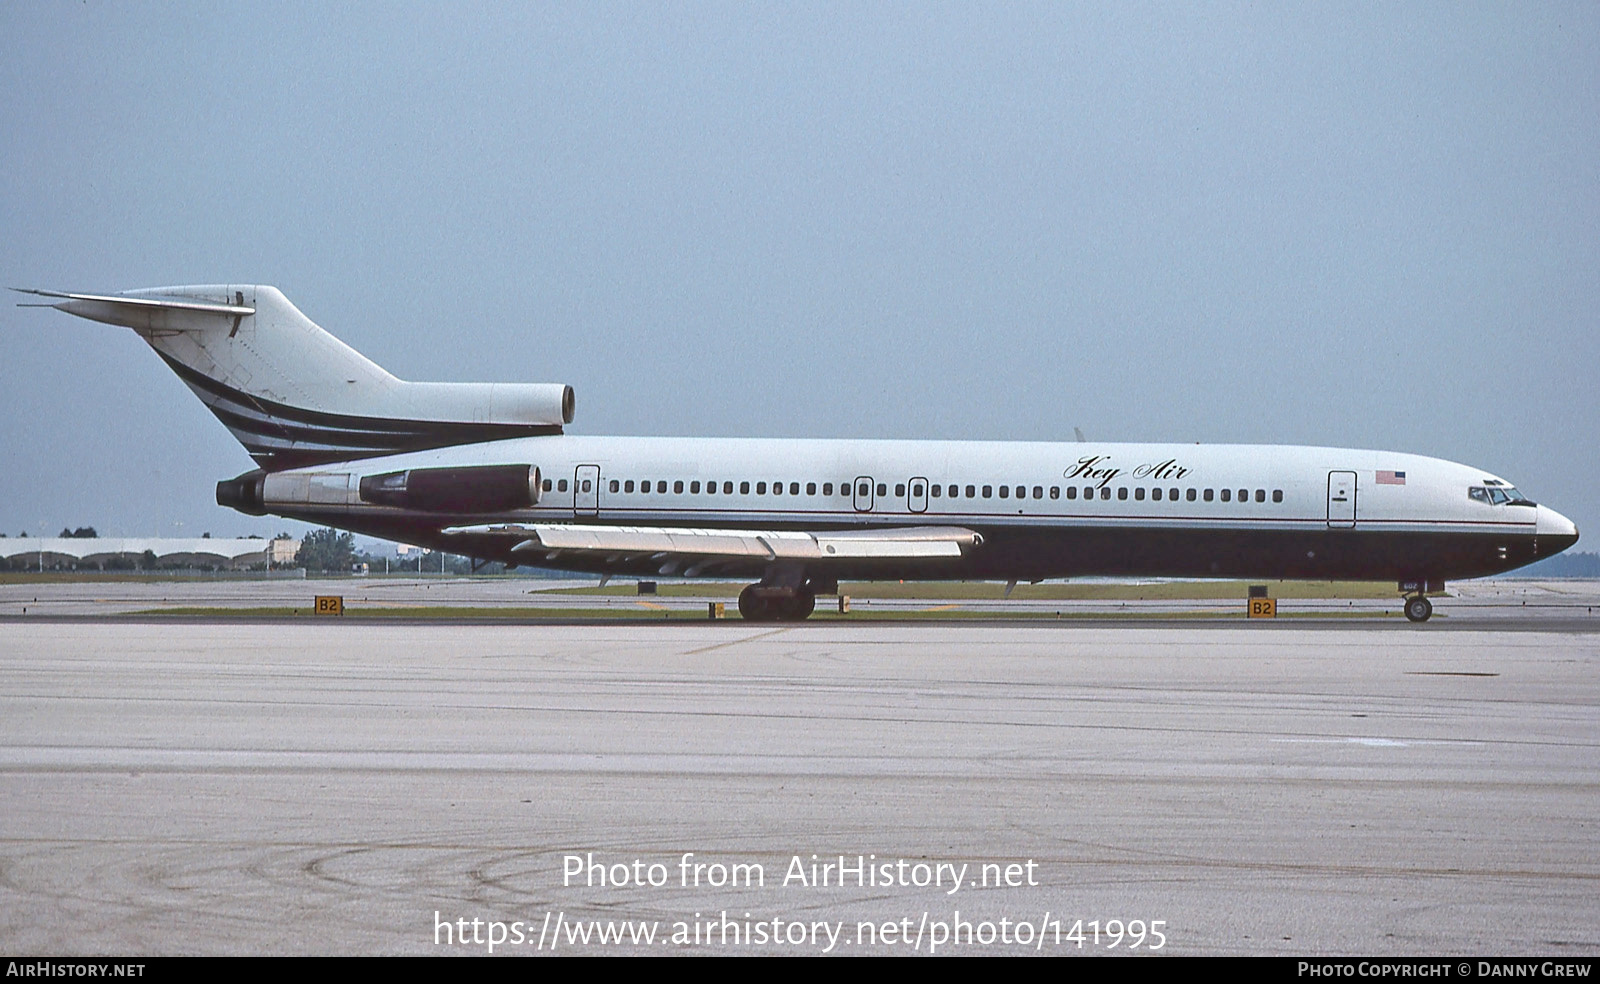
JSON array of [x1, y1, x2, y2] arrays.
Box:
[[4, 575, 1600, 621], [1, 617, 1597, 955]]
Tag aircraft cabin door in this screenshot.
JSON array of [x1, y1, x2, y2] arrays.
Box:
[[1327, 470, 1356, 529], [852, 476, 874, 512], [908, 477, 928, 513], [574, 464, 600, 518]]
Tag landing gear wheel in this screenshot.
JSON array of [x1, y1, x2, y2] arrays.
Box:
[[737, 586, 816, 621], [738, 584, 770, 621], [780, 591, 815, 621], [1404, 595, 1433, 623]]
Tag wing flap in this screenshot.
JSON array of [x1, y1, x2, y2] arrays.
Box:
[[443, 523, 981, 563]]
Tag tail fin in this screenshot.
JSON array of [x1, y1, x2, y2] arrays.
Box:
[[17, 285, 574, 470]]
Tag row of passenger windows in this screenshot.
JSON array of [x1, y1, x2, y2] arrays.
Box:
[[540, 477, 1283, 505], [1069, 486, 1284, 503]]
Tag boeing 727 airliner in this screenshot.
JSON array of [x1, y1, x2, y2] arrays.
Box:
[[18, 284, 1579, 621]]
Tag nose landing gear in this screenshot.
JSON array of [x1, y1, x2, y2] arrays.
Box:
[[1399, 580, 1441, 622], [1403, 595, 1433, 623]]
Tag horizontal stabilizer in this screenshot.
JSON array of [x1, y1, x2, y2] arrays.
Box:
[[13, 287, 254, 322]]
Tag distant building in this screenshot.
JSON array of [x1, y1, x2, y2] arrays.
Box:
[[268, 538, 301, 565], [1, 536, 302, 571]]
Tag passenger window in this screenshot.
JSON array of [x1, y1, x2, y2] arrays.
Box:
[[897, 483, 908, 497], [1066, 486, 1077, 500], [1117, 487, 1128, 500], [1204, 489, 1213, 502], [558, 479, 568, 492], [1014, 486, 1025, 499], [543, 479, 553, 492], [876, 483, 887, 497], [625, 480, 635, 493], [807, 482, 816, 495], [790, 482, 799, 495], [582, 480, 592, 492], [1050, 487, 1060, 499], [740, 481, 750, 495], [690, 481, 700, 494], [673, 481, 684, 494], [859, 482, 870, 497], [966, 485, 976, 498], [1237, 489, 1247, 502], [1255, 489, 1265, 503], [951, 485, 961, 498], [931, 485, 941, 498], [1134, 487, 1145, 501], [912, 482, 924, 496], [999, 486, 1009, 498], [757, 482, 767, 494], [1099, 488, 1110, 500], [823, 483, 833, 496], [773, 480, 783, 495], [982, 485, 993, 498], [1220, 489, 1231, 502], [724, 481, 733, 494], [609, 480, 619, 493], [1272, 489, 1282, 503], [1187, 488, 1196, 501]]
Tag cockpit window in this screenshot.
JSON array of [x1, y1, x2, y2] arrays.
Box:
[[1471, 485, 1535, 506]]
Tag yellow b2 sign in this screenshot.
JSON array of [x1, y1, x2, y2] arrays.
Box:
[[1248, 598, 1276, 619], [314, 595, 345, 616]]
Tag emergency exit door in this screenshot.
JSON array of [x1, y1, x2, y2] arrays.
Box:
[[574, 465, 600, 517], [852, 476, 874, 512]]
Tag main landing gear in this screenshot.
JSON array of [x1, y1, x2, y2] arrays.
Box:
[[737, 564, 831, 622], [737, 584, 816, 622]]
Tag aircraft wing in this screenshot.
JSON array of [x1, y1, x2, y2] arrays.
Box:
[[441, 522, 982, 572]]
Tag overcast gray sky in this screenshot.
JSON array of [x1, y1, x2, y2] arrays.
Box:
[[2, 2, 1596, 544]]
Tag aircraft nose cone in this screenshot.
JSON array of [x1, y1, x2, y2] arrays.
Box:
[[1536, 505, 1579, 549]]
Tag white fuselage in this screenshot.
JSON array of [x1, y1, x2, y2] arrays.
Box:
[[252, 435, 1578, 585]]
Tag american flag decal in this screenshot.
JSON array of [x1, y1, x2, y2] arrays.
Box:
[[1376, 470, 1406, 485]]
